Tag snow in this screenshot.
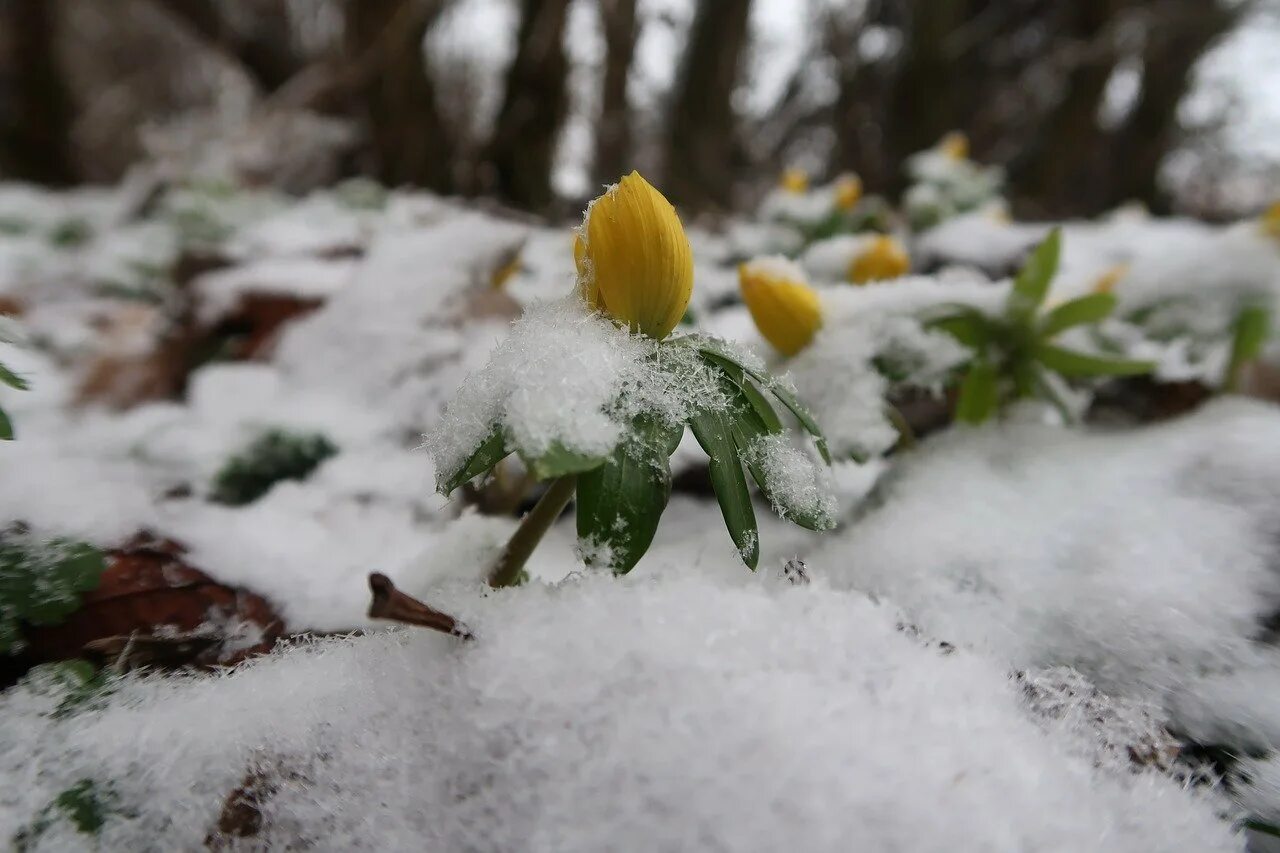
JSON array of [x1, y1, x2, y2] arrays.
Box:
[[0, 576, 1242, 852]]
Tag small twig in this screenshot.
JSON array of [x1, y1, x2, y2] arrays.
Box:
[[367, 573, 474, 640]]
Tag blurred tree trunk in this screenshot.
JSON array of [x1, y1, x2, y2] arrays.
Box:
[[1007, 0, 1125, 218], [0, 0, 75, 184], [592, 0, 638, 187], [345, 0, 454, 192], [165, 0, 301, 92], [485, 0, 572, 210], [1107, 0, 1238, 212], [664, 0, 753, 213]]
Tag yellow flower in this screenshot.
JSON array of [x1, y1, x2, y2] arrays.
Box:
[[849, 235, 910, 284], [780, 167, 809, 195], [575, 171, 693, 340], [834, 173, 863, 211], [939, 131, 969, 162], [1262, 201, 1280, 240], [489, 249, 522, 290], [1091, 263, 1129, 295], [738, 258, 822, 356]]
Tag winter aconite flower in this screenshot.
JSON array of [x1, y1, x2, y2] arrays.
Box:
[[940, 131, 969, 161], [1091, 263, 1129, 295], [575, 171, 693, 340], [1262, 201, 1280, 240], [781, 167, 810, 195], [739, 257, 822, 356], [834, 174, 863, 211], [849, 235, 911, 284]]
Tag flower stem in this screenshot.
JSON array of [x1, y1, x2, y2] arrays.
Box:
[[488, 474, 577, 588]]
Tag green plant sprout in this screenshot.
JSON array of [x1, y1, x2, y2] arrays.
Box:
[[927, 229, 1154, 424]]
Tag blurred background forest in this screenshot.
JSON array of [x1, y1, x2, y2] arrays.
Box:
[[2, 0, 1278, 222]]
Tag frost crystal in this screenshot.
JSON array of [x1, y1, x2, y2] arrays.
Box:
[[743, 433, 837, 529]]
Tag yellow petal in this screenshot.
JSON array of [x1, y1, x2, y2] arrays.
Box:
[[1091, 263, 1128, 295], [1262, 201, 1280, 240], [849, 236, 910, 284], [939, 131, 969, 162], [780, 167, 809, 195], [577, 171, 693, 340], [739, 258, 823, 357], [834, 174, 863, 211]]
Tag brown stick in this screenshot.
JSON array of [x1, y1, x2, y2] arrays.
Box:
[[367, 573, 473, 640]]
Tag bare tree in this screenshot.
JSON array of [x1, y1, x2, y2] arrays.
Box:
[[484, 0, 573, 210], [0, 0, 75, 184], [344, 0, 455, 191], [592, 0, 639, 186], [664, 0, 754, 213]]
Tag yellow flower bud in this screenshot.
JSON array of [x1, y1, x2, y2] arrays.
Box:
[[489, 249, 522, 290], [1262, 201, 1280, 240], [834, 173, 863, 211], [1091, 263, 1129, 295], [780, 167, 809, 195], [576, 171, 694, 340], [849, 235, 911, 284], [738, 258, 823, 357], [939, 131, 969, 162]]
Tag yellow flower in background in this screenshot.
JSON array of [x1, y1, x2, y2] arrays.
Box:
[[780, 167, 810, 195], [1262, 201, 1280, 240], [739, 258, 823, 356], [849, 235, 911, 284], [575, 171, 693, 340], [1091, 263, 1129, 295], [834, 173, 863, 211], [939, 131, 969, 162], [489, 248, 522, 290]]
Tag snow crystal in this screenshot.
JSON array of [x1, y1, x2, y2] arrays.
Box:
[[426, 298, 726, 484], [0, 575, 1240, 852], [742, 433, 837, 528]]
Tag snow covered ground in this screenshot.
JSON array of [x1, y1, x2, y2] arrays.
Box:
[[3, 176, 1280, 850]]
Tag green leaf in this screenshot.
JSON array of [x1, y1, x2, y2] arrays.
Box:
[[955, 361, 999, 425], [440, 428, 511, 495], [698, 349, 783, 433], [0, 362, 29, 391], [926, 309, 990, 348], [0, 406, 11, 441], [1037, 292, 1118, 339], [1225, 305, 1271, 391], [1007, 228, 1061, 320], [696, 345, 831, 464], [211, 430, 338, 506], [0, 538, 106, 654], [20, 659, 113, 719], [689, 406, 759, 569], [1032, 343, 1153, 378], [575, 416, 681, 575], [521, 442, 608, 481], [15, 779, 116, 850]]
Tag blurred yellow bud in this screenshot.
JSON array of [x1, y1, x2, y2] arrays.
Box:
[[849, 235, 911, 284], [1091, 263, 1129, 295], [780, 168, 809, 195], [940, 132, 969, 161], [576, 171, 694, 340], [490, 250, 522, 290], [1262, 201, 1280, 240], [834, 174, 863, 211], [739, 258, 823, 356]]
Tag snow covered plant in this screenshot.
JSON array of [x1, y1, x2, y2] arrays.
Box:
[[927, 229, 1154, 424], [0, 359, 24, 440], [903, 132, 1005, 230], [430, 173, 836, 585], [761, 168, 890, 247]]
